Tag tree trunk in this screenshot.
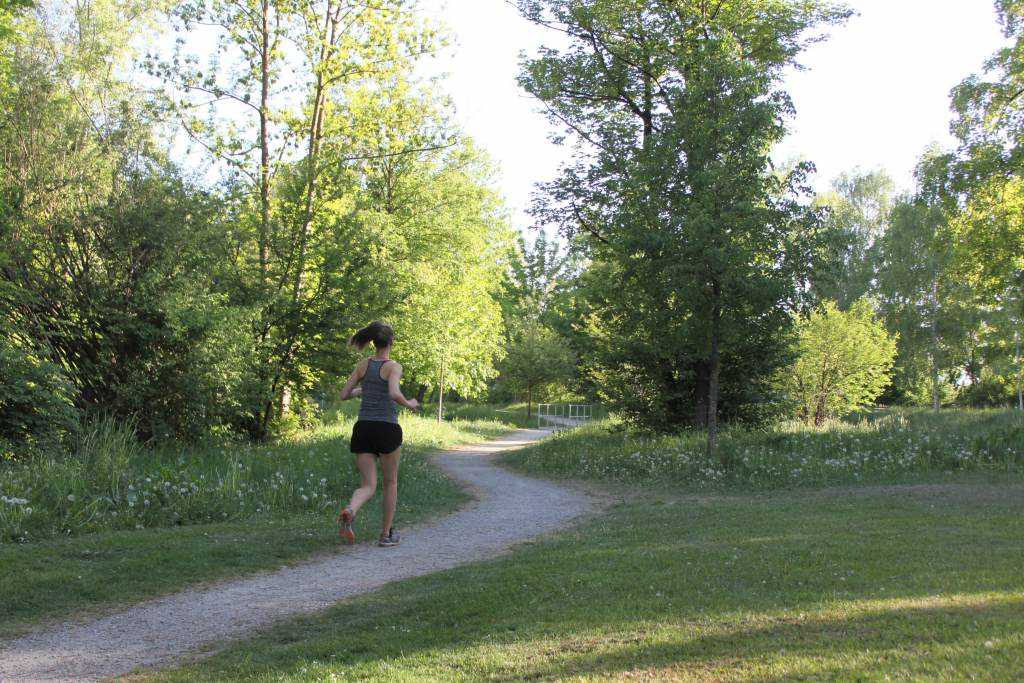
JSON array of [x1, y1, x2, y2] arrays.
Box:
[[930, 277, 941, 411], [258, 0, 271, 283], [527, 385, 532, 419], [436, 360, 445, 423], [291, 2, 337, 303], [415, 385, 427, 405], [706, 287, 722, 459], [1016, 328, 1022, 411], [279, 383, 291, 416], [814, 404, 827, 427]]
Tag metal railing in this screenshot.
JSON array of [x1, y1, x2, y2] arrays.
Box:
[[537, 403, 594, 431]]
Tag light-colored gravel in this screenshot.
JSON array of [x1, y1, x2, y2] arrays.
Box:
[[0, 429, 595, 682]]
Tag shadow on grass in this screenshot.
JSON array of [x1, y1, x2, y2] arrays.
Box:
[[492, 597, 1024, 681], [155, 486, 1024, 681]]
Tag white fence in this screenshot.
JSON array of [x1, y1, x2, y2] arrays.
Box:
[[537, 403, 594, 431]]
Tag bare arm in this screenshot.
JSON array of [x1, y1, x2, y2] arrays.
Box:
[[339, 360, 367, 401], [386, 363, 420, 411]]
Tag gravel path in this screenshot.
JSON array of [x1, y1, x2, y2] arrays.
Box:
[[0, 429, 595, 682]]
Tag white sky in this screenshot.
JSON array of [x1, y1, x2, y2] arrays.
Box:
[[422, 0, 1006, 232]]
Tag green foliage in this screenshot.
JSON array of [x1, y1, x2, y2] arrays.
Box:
[[1, 0, 513, 445], [0, 1, 264, 440], [507, 409, 1024, 489], [0, 331, 77, 460], [0, 411, 514, 544], [500, 231, 575, 328], [491, 231, 585, 405], [496, 319, 575, 416], [812, 169, 895, 308], [383, 144, 513, 400], [946, 0, 1024, 410], [959, 367, 1018, 407], [0, 0, 30, 43], [152, 0, 515, 435], [872, 155, 978, 408], [783, 300, 897, 425], [516, 0, 851, 439]]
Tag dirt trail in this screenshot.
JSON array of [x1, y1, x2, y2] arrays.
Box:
[[0, 429, 595, 682]]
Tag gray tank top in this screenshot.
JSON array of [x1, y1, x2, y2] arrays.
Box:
[[358, 359, 398, 423]]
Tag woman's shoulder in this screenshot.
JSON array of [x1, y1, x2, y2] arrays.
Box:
[[381, 360, 403, 377]]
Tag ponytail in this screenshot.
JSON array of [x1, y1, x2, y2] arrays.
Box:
[[349, 321, 394, 351]]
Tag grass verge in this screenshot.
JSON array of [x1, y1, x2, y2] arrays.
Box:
[[505, 408, 1024, 490], [441, 402, 538, 429], [0, 412, 516, 637], [146, 482, 1024, 681]]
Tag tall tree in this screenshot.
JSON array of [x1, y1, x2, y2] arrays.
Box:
[[501, 231, 572, 329], [952, 177, 1024, 409], [500, 318, 576, 418], [813, 169, 894, 308], [950, 0, 1024, 409], [516, 0, 850, 452], [875, 154, 977, 409], [158, 0, 444, 435]]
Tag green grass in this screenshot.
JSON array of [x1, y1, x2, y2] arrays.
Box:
[[0, 410, 514, 543], [0, 410, 516, 637], [505, 408, 1024, 490], [146, 482, 1024, 681], [442, 402, 538, 428]]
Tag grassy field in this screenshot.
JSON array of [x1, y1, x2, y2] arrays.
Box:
[[507, 408, 1024, 490], [147, 481, 1024, 681], [0, 409, 516, 543], [10, 406, 1024, 679], [442, 402, 538, 429], [0, 410, 517, 637]]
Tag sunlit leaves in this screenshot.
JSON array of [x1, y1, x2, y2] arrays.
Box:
[[783, 300, 898, 425]]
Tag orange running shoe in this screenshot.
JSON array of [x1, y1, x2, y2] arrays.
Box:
[[338, 507, 355, 545]]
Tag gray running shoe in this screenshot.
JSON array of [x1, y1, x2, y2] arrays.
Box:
[[378, 528, 400, 547]]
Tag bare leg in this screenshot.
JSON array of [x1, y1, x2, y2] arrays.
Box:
[[346, 453, 378, 516], [378, 448, 401, 535]]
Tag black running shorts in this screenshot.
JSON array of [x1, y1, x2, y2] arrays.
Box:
[[350, 420, 403, 456]]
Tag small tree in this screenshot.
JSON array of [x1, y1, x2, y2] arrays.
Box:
[[501, 320, 575, 418], [785, 300, 897, 425]]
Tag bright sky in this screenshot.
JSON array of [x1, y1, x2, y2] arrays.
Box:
[[423, 0, 1005, 231]]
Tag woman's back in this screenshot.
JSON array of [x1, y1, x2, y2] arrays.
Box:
[[359, 359, 398, 424]]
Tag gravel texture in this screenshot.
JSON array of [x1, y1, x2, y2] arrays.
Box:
[[0, 429, 594, 682]]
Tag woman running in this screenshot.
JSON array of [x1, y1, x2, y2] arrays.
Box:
[[337, 321, 419, 547]]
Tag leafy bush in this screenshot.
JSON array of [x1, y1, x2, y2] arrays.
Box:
[[782, 300, 897, 424], [958, 369, 1017, 408], [0, 336, 77, 460]]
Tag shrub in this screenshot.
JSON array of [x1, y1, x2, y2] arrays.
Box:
[[0, 336, 77, 460], [958, 369, 1016, 408], [782, 300, 897, 425]]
